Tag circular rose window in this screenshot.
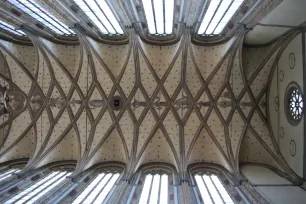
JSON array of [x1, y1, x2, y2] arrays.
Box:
[[285, 82, 304, 125]]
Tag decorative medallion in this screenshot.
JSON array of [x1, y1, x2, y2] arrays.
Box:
[[279, 127, 284, 139], [279, 70, 284, 82], [290, 140, 296, 156], [112, 95, 122, 111], [285, 82, 304, 125], [289, 53, 295, 69]]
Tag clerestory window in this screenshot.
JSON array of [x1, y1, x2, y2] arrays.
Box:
[[138, 174, 168, 203], [4, 171, 71, 204], [141, 0, 174, 35], [73, 0, 124, 35], [7, 0, 74, 35], [198, 0, 245, 36], [72, 172, 120, 203], [194, 174, 234, 204]]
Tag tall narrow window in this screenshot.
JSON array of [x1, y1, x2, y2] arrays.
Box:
[[4, 171, 71, 204], [198, 0, 245, 36], [141, 0, 174, 35], [0, 169, 20, 182], [194, 174, 234, 204], [139, 174, 168, 203], [0, 20, 26, 36], [7, 0, 74, 35], [72, 172, 120, 203], [73, 0, 123, 35]]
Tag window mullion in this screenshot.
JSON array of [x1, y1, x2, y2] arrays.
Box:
[[201, 175, 215, 204], [209, 176, 226, 204], [163, 0, 165, 35], [93, 0, 117, 34], [92, 174, 113, 203], [79, 173, 106, 204], [203, 0, 223, 34], [151, 0, 158, 34], [147, 174, 155, 203], [211, 0, 235, 34], [81, 0, 109, 34]]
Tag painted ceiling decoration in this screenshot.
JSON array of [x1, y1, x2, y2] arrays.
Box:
[[0, 0, 305, 197]]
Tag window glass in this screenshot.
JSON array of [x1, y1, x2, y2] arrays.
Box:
[[72, 172, 120, 204], [198, 0, 245, 35], [73, 0, 123, 35], [194, 174, 234, 204], [141, 0, 174, 35], [138, 174, 168, 203], [0, 20, 26, 36], [7, 0, 74, 35], [0, 169, 20, 182], [4, 171, 71, 204]]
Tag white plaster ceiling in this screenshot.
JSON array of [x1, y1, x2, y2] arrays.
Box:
[[245, 0, 306, 44]]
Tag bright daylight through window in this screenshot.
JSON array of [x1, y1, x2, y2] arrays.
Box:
[[141, 0, 174, 35], [72, 172, 120, 203], [195, 174, 234, 204], [138, 174, 168, 203], [0, 20, 25, 36], [73, 0, 123, 35], [7, 0, 74, 35], [0, 169, 20, 182], [5, 171, 71, 204], [198, 0, 244, 35]]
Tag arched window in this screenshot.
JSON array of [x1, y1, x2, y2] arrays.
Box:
[[194, 174, 234, 204], [4, 170, 71, 203], [129, 164, 177, 204], [72, 0, 124, 35], [197, 0, 245, 36], [138, 174, 169, 203], [189, 164, 244, 204], [140, 0, 174, 35], [0, 168, 20, 182], [72, 172, 120, 203]]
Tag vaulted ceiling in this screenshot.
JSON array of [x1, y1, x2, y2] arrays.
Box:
[[0, 0, 303, 183]]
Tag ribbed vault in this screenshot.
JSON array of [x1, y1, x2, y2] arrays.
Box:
[[0, 27, 302, 184]]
